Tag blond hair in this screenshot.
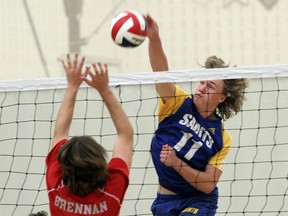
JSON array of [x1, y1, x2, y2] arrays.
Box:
[[203, 56, 249, 120]]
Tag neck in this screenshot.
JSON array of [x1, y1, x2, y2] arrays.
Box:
[[199, 110, 217, 119]]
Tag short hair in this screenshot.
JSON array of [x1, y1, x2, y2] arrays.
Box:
[[28, 211, 48, 216], [203, 56, 249, 120], [58, 136, 109, 196]]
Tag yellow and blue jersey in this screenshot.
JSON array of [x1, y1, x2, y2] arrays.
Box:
[[151, 86, 231, 197]]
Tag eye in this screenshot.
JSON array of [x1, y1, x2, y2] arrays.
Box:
[[207, 83, 214, 89]]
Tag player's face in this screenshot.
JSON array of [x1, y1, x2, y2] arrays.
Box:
[[193, 80, 226, 118]]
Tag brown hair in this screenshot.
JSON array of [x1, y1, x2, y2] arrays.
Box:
[[58, 136, 109, 196], [29, 211, 48, 216], [203, 56, 249, 120]]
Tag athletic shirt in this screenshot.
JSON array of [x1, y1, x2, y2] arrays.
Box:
[[46, 139, 129, 216], [151, 86, 231, 197]]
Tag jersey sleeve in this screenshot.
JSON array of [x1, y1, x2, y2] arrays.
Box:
[[107, 158, 129, 203], [208, 129, 232, 171], [158, 86, 190, 123], [46, 139, 67, 190]]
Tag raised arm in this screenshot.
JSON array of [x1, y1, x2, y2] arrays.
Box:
[[51, 53, 89, 148], [84, 63, 133, 169], [145, 14, 175, 102], [160, 144, 222, 194]]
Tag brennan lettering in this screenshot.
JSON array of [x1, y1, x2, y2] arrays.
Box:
[[54, 195, 108, 214]]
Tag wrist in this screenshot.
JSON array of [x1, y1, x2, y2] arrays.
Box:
[[98, 87, 112, 97], [67, 83, 80, 90], [174, 159, 184, 174], [178, 161, 183, 173], [149, 33, 161, 43]]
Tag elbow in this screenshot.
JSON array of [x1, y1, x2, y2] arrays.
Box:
[[202, 186, 215, 195], [127, 125, 134, 139], [128, 131, 134, 145], [200, 183, 217, 195], [123, 125, 134, 143], [53, 129, 68, 140], [119, 121, 133, 139]]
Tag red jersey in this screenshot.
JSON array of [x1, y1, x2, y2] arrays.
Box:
[[46, 139, 129, 216]]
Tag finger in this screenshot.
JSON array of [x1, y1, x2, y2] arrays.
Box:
[[83, 77, 91, 86], [73, 53, 79, 69], [97, 62, 104, 75], [61, 59, 68, 72], [104, 63, 108, 70], [82, 66, 90, 79], [83, 70, 94, 86], [92, 63, 99, 76], [162, 147, 167, 152], [67, 53, 72, 69], [160, 150, 167, 157], [162, 144, 169, 150], [160, 154, 168, 164], [78, 56, 85, 71], [146, 14, 152, 24], [160, 153, 166, 162], [168, 146, 174, 151], [103, 63, 108, 77], [87, 70, 96, 80]]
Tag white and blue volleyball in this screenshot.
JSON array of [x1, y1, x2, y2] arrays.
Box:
[[110, 10, 147, 48]]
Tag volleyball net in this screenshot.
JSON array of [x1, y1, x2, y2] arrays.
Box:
[[0, 64, 288, 216]]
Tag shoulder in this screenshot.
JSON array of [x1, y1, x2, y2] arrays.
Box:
[[208, 129, 232, 170], [102, 158, 130, 203], [174, 86, 192, 100], [46, 139, 68, 165], [222, 129, 232, 147], [158, 86, 191, 122], [46, 139, 67, 191], [108, 158, 129, 177], [107, 158, 129, 189]]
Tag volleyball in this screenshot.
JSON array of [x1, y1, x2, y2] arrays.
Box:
[[110, 10, 147, 48]]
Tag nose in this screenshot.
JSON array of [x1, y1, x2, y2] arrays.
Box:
[[198, 82, 207, 93]]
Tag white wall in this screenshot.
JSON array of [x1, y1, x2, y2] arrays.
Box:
[[1, 0, 288, 80]]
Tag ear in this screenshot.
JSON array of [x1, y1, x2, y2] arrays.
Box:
[[218, 95, 227, 103]]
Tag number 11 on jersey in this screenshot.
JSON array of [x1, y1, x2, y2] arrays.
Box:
[[174, 131, 203, 160]]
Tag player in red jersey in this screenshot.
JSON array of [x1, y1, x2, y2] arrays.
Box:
[[46, 53, 133, 216]]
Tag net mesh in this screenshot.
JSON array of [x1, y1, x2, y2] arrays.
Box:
[[0, 65, 288, 215]]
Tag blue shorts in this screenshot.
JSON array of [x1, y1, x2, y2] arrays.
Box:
[[151, 193, 218, 216]]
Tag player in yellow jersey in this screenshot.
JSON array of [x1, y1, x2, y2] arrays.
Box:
[[145, 14, 249, 216]]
